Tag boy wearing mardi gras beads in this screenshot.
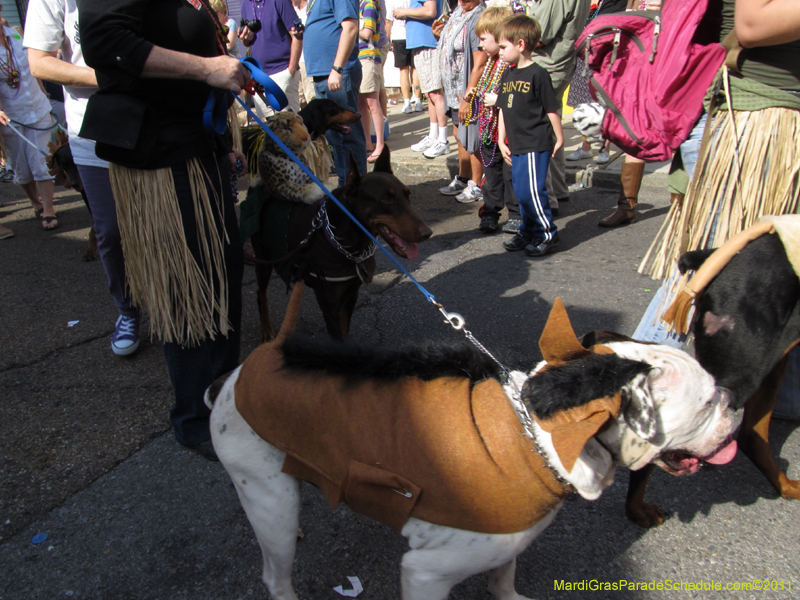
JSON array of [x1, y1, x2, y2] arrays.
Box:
[[464, 6, 520, 234]]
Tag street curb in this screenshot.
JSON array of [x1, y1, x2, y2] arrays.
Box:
[[389, 154, 670, 191]]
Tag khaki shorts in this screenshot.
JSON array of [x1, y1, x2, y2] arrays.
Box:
[[413, 47, 441, 94], [359, 57, 383, 94]]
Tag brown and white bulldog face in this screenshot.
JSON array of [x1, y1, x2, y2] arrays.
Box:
[[519, 340, 741, 501], [596, 342, 741, 476]]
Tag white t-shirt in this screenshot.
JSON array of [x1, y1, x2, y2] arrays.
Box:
[[384, 0, 410, 41], [23, 0, 107, 168]]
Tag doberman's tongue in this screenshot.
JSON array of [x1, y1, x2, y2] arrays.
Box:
[[378, 226, 419, 260], [702, 437, 737, 465]]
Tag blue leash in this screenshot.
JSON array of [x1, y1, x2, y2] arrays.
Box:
[[213, 61, 520, 388]]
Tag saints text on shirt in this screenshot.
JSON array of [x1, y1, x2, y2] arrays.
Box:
[[501, 80, 531, 94]]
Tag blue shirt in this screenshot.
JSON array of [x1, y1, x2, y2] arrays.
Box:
[[304, 0, 360, 76], [241, 0, 298, 75], [405, 0, 440, 50]]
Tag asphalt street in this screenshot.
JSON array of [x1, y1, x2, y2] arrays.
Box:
[[1, 141, 799, 599]]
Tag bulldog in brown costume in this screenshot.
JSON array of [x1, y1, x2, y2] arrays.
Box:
[[206, 284, 740, 600]]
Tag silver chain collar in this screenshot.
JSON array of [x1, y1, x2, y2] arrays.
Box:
[[316, 201, 377, 265], [439, 308, 571, 489]]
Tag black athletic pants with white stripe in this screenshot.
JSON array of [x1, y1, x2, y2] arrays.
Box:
[[511, 151, 557, 242]]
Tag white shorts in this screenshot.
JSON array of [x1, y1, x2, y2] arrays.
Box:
[[1, 113, 55, 185], [253, 66, 301, 117]]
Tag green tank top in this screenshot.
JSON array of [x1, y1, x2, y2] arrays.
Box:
[[721, 0, 800, 92]]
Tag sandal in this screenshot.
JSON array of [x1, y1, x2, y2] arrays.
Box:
[[367, 152, 382, 164], [42, 215, 60, 231], [34, 208, 43, 219]]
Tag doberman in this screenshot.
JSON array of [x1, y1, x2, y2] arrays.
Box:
[[251, 145, 432, 341]]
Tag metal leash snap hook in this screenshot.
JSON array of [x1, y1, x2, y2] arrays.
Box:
[[439, 308, 465, 330]]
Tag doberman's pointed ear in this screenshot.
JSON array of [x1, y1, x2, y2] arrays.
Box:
[[345, 151, 361, 193], [372, 145, 393, 174]]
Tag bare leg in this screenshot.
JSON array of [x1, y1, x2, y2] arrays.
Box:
[[399, 66, 411, 101], [427, 89, 447, 128], [365, 93, 384, 159]]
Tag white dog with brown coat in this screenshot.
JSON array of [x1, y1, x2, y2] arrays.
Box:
[[206, 285, 740, 600]]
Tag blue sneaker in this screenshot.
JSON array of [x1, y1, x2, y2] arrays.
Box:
[[111, 315, 140, 356]]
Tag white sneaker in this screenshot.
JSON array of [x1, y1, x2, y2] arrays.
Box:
[[423, 140, 450, 158], [411, 135, 436, 152], [439, 176, 467, 196], [456, 181, 483, 203], [414, 99, 423, 112], [402, 104, 413, 114], [596, 150, 610, 164], [566, 148, 593, 161]]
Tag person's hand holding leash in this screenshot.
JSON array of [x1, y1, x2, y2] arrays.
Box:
[[203, 55, 251, 93]]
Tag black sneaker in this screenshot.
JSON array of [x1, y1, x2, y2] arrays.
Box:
[[524, 233, 560, 257], [501, 218, 521, 234], [479, 215, 499, 233], [503, 233, 532, 252]]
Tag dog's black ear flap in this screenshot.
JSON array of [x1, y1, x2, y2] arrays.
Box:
[[372, 144, 392, 174], [298, 100, 325, 139], [522, 354, 651, 420], [345, 151, 361, 192], [678, 249, 715, 274]]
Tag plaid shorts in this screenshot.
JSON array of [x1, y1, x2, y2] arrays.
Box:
[[413, 47, 441, 94]]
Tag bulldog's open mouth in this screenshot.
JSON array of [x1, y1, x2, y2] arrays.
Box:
[[378, 224, 419, 260], [659, 436, 738, 475]]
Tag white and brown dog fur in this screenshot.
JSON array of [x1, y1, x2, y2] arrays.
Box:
[[206, 287, 740, 600]]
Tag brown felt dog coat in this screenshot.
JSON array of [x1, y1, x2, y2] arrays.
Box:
[[235, 350, 568, 534]]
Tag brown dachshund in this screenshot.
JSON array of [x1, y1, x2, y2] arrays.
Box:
[[251, 145, 432, 341]]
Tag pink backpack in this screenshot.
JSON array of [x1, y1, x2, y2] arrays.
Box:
[[575, 1, 727, 161]]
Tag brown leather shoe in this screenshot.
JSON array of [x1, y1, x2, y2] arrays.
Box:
[[598, 161, 645, 227]]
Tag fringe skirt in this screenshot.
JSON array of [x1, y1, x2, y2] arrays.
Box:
[[639, 106, 800, 305], [110, 156, 234, 347]]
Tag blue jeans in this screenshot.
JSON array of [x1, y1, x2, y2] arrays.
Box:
[[312, 63, 367, 187], [161, 154, 244, 446], [76, 164, 139, 320], [511, 151, 557, 242], [633, 113, 708, 346]]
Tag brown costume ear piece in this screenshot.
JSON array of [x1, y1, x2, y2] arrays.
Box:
[[539, 298, 592, 366], [535, 393, 622, 472]]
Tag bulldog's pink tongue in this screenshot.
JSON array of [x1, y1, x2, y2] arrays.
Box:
[[702, 438, 738, 465]]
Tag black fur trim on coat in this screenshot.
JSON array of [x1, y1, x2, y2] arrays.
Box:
[[522, 354, 651, 419], [281, 336, 504, 383]]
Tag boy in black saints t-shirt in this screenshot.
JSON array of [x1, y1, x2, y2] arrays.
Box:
[[496, 15, 563, 257]]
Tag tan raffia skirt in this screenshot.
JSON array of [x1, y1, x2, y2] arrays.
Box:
[[639, 106, 800, 305], [109, 157, 231, 346]]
